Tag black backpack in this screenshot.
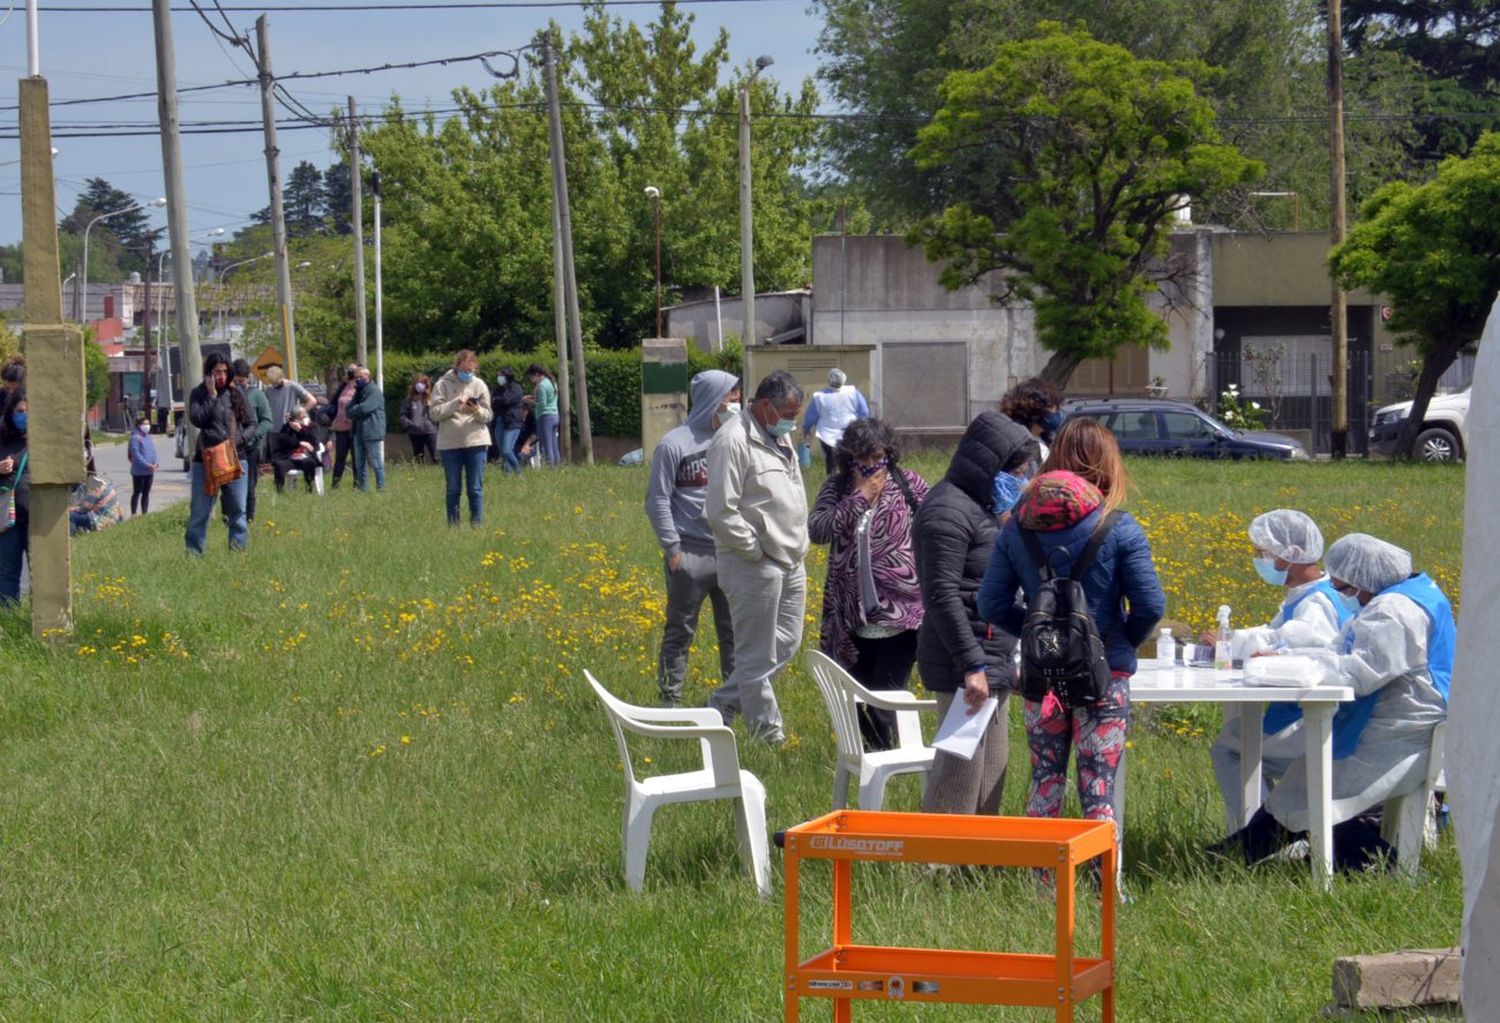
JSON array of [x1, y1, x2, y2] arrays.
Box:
[[1018, 511, 1120, 707]]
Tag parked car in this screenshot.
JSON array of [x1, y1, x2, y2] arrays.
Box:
[[1368, 388, 1469, 462], [1062, 398, 1311, 460]]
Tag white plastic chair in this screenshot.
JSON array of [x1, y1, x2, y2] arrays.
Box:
[[1382, 721, 1446, 874], [283, 443, 326, 496], [584, 670, 770, 897], [803, 649, 938, 812]]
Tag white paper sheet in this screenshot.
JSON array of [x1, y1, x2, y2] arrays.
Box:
[[932, 695, 999, 761]]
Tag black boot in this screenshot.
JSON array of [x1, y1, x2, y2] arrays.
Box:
[[1207, 807, 1298, 865]]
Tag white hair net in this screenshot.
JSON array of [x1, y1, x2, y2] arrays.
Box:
[[1325, 533, 1413, 594], [1248, 509, 1325, 564], [827, 367, 847, 388]]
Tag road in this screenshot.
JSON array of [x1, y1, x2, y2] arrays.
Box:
[[91, 432, 192, 515]]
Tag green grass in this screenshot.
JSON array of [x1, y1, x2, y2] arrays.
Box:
[[0, 456, 1466, 1021]]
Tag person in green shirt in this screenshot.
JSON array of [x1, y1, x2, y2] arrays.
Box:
[[526, 363, 561, 465], [230, 359, 273, 523]]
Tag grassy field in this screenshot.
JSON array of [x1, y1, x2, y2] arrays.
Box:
[[0, 455, 1467, 1021]]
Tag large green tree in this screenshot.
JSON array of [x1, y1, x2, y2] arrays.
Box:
[[1330, 131, 1500, 458], [911, 24, 1262, 385]]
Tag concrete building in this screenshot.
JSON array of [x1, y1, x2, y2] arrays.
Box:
[[807, 230, 1430, 454]]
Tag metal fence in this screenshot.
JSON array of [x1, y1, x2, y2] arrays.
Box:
[[1211, 348, 1373, 455]]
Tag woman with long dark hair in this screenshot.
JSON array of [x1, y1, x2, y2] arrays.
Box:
[[184, 351, 256, 554], [808, 418, 929, 750], [400, 373, 438, 464], [0, 387, 30, 604]]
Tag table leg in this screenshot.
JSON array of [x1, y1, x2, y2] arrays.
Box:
[[1056, 852, 1074, 1023], [1101, 846, 1116, 1023], [784, 851, 799, 1023], [1303, 703, 1336, 889], [1238, 700, 1265, 829]]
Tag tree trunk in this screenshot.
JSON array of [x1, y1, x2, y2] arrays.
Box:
[[1394, 342, 1464, 458], [1039, 350, 1085, 390]]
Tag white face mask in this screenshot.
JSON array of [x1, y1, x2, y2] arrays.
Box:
[[415, 382, 427, 394], [721, 401, 742, 419]]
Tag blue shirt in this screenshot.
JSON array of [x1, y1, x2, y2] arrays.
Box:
[[127, 430, 157, 476]]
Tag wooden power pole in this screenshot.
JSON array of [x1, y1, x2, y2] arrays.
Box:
[[550, 192, 573, 465], [18, 59, 83, 639], [256, 16, 300, 382], [349, 97, 368, 367], [541, 31, 592, 465], [1328, 0, 1349, 459]]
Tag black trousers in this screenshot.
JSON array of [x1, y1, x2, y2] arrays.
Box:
[[331, 430, 353, 486], [273, 455, 320, 491], [129, 474, 153, 515], [408, 432, 437, 463], [847, 629, 920, 751], [822, 440, 838, 475]]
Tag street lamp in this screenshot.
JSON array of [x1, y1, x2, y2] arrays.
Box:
[[740, 54, 773, 348], [644, 185, 662, 337], [77, 195, 165, 321], [215, 251, 272, 343]]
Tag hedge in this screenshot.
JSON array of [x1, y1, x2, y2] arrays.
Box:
[[373, 343, 744, 440]]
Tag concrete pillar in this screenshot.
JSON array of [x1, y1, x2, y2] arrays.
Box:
[[642, 338, 689, 457]]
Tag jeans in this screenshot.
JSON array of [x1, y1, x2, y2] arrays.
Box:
[[223, 450, 260, 522], [331, 430, 353, 486], [441, 445, 486, 526], [538, 413, 560, 465], [0, 509, 28, 606], [498, 427, 522, 474], [709, 554, 805, 744], [186, 462, 248, 554], [352, 437, 385, 492]]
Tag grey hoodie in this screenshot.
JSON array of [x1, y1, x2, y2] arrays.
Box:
[[645, 370, 739, 558]]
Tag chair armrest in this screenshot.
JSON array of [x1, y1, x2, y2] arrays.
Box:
[[625, 706, 725, 728], [860, 690, 939, 713], [616, 718, 733, 742]]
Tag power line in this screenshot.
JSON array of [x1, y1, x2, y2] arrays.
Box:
[[38, 0, 793, 9]]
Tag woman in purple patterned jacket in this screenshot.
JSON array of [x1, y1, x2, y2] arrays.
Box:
[[808, 417, 929, 751]]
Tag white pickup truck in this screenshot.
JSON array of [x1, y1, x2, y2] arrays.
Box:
[[1368, 388, 1470, 462]]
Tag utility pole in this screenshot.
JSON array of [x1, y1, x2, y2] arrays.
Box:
[[349, 97, 368, 366], [153, 0, 202, 457], [738, 56, 773, 349], [541, 32, 592, 464], [372, 167, 383, 391], [142, 232, 154, 422], [19, 0, 83, 639], [256, 15, 300, 382], [1327, 0, 1349, 459], [550, 187, 572, 464]]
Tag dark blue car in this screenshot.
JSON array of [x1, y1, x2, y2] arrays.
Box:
[[1063, 398, 1311, 460]]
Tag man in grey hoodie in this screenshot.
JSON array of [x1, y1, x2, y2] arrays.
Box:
[[645, 370, 742, 705]]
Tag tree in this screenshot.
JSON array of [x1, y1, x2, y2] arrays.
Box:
[[1345, 0, 1500, 165], [283, 160, 327, 236], [60, 178, 154, 269], [911, 24, 1262, 385], [321, 160, 353, 235], [1329, 131, 1500, 458]]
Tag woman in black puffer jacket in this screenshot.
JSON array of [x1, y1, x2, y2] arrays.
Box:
[[913, 411, 1038, 816]]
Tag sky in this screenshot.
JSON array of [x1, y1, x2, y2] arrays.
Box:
[[0, 0, 826, 247]]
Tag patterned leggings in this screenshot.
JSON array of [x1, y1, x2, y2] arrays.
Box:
[[1023, 674, 1131, 825]]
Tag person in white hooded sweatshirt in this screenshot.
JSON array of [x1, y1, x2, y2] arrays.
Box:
[[644, 370, 742, 705], [803, 367, 869, 474], [1208, 509, 1352, 832], [1211, 533, 1453, 871]]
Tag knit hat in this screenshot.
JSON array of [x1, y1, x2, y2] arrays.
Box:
[[1015, 470, 1103, 531]]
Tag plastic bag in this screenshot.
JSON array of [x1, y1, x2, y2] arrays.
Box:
[[1243, 653, 1326, 688]]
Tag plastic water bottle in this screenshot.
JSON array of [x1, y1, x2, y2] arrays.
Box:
[[1155, 628, 1175, 670], [1214, 605, 1233, 673]]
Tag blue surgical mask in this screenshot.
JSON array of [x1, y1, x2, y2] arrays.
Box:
[[11, 410, 26, 432], [1041, 410, 1065, 434], [457, 370, 473, 383], [1335, 590, 1363, 615], [767, 418, 796, 438], [992, 470, 1026, 513], [1253, 557, 1289, 587]]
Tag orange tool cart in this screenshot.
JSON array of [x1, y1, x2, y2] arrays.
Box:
[[777, 810, 1116, 1022]]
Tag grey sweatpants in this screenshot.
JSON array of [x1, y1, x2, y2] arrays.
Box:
[[656, 548, 735, 703], [922, 691, 1009, 816], [709, 553, 806, 744]]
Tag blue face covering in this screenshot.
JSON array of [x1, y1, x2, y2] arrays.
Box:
[[767, 418, 796, 438], [1335, 589, 1363, 616], [11, 410, 26, 432], [992, 470, 1026, 513], [1253, 557, 1289, 586], [457, 370, 474, 383], [1041, 409, 1065, 434]]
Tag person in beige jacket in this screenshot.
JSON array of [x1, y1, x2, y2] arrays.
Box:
[[705, 369, 808, 744], [431, 348, 493, 526]]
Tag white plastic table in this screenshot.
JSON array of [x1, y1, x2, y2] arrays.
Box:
[[1127, 665, 1355, 885]]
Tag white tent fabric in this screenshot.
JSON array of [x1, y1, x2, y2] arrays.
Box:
[[1454, 292, 1500, 1015]]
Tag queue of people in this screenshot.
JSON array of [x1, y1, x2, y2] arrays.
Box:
[[644, 370, 1453, 874]]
